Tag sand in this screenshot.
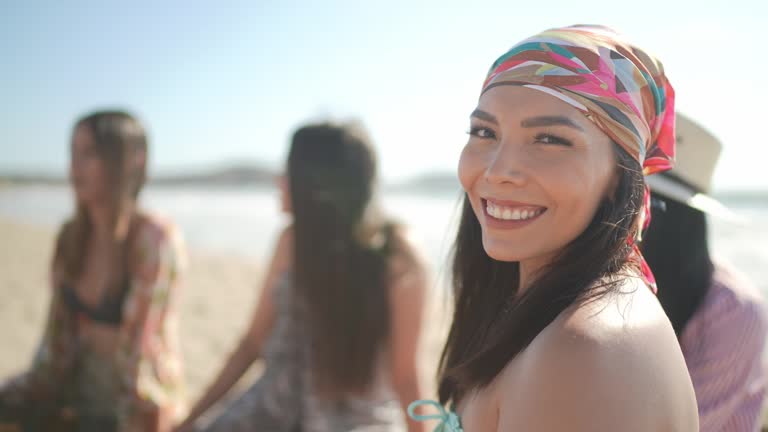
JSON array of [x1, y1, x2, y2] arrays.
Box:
[[0, 218, 448, 405]]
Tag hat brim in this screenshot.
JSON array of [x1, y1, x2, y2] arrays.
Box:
[[646, 175, 745, 223]]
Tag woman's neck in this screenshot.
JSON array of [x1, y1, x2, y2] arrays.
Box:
[[87, 201, 134, 243], [518, 252, 556, 294]]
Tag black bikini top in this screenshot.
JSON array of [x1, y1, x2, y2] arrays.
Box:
[[61, 276, 131, 326]]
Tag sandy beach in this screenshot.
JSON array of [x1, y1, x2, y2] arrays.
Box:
[[0, 217, 448, 408]]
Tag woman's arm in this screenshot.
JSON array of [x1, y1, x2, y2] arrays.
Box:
[[0, 290, 77, 407], [684, 293, 768, 431], [176, 226, 293, 431], [115, 220, 188, 432], [388, 232, 429, 432], [0, 234, 77, 409]]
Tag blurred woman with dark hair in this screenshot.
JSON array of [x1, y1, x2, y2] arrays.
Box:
[[177, 122, 428, 432], [643, 113, 767, 432], [0, 110, 188, 432]]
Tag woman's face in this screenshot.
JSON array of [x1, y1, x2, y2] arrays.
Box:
[[458, 85, 618, 268], [70, 124, 110, 205]]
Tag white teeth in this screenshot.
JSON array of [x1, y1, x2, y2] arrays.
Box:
[[486, 202, 543, 221]]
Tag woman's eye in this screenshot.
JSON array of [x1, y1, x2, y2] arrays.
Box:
[[468, 126, 496, 139], [535, 133, 573, 146]]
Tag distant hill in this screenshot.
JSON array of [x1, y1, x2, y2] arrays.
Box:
[[0, 174, 63, 185], [0, 164, 276, 186], [389, 173, 461, 194], [152, 165, 275, 186]]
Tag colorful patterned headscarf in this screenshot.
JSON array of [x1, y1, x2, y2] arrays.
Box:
[[482, 25, 676, 290], [482, 24, 675, 176]]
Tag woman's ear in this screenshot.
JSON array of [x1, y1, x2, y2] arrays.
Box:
[[134, 149, 147, 171]]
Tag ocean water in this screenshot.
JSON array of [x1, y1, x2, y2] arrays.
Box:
[[0, 184, 766, 295]]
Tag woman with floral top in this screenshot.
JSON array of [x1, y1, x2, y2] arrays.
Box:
[[0, 110, 187, 432]]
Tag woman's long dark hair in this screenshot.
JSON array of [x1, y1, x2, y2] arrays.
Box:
[[642, 189, 714, 336], [288, 122, 395, 398], [56, 110, 148, 283], [438, 144, 646, 404]]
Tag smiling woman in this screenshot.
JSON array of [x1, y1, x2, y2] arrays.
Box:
[[460, 87, 619, 269], [408, 25, 700, 432]]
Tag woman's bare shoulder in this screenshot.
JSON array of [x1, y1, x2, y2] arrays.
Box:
[[131, 211, 188, 274], [272, 224, 293, 271], [134, 211, 182, 244], [533, 276, 685, 374], [496, 276, 698, 431], [556, 276, 671, 341]]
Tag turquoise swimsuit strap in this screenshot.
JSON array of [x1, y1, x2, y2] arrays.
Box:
[[408, 399, 464, 432]]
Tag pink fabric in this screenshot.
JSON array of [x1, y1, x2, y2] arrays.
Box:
[[680, 262, 768, 431]]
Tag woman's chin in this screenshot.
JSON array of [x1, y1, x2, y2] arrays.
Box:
[[482, 245, 525, 262]]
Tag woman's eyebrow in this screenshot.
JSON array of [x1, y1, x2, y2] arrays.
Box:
[[470, 109, 498, 125], [521, 115, 584, 131]]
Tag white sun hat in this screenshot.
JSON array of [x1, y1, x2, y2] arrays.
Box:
[[645, 113, 741, 221]]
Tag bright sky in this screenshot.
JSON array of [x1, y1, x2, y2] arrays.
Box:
[[2, 0, 766, 190]]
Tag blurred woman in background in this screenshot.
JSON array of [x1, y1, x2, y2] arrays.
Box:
[[178, 122, 428, 432], [643, 113, 768, 431], [0, 110, 187, 432]]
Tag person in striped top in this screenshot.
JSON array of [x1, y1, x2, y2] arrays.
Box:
[[643, 113, 768, 431]]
